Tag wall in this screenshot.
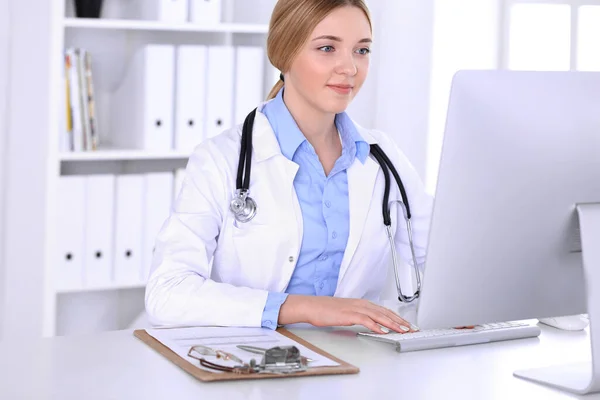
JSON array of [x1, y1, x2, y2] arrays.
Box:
[[369, 0, 437, 182], [0, 0, 10, 340], [425, 0, 501, 193]]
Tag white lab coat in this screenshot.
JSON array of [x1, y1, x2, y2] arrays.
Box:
[[145, 103, 433, 328]]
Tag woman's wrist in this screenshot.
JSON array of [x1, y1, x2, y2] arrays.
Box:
[[278, 294, 309, 325]]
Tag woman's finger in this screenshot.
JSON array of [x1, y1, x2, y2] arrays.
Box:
[[366, 303, 416, 332], [356, 315, 386, 334], [362, 309, 410, 334]]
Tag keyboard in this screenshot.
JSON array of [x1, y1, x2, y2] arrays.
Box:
[[357, 321, 541, 352]]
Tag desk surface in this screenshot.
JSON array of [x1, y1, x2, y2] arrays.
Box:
[[0, 319, 596, 400]]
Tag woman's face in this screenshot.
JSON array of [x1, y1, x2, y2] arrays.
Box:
[[286, 6, 372, 115]]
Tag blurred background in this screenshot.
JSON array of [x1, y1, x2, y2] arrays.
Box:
[[0, 0, 598, 340]]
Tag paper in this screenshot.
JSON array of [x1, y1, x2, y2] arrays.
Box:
[[146, 326, 340, 373]]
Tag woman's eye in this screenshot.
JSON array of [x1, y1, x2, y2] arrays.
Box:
[[356, 48, 371, 55], [319, 46, 334, 53]]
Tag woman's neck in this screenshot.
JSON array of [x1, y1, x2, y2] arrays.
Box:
[[282, 86, 338, 148]]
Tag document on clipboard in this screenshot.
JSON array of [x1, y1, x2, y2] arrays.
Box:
[[146, 326, 340, 370], [134, 326, 359, 382]]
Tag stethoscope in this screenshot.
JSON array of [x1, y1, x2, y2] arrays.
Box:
[[229, 108, 422, 303]]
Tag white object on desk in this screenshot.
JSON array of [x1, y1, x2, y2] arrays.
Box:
[[358, 321, 541, 353], [539, 315, 589, 332]]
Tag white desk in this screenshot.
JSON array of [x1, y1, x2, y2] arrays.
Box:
[[0, 320, 596, 400]]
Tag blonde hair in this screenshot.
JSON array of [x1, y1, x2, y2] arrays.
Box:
[[266, 0, 372, 100]]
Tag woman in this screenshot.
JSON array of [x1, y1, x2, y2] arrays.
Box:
[[145, 0, 433, 335]]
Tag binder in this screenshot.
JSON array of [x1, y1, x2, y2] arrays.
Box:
[[142, 172, 174, 282], [126, 0, 188, 23], [234, 46, 265, 125], [113, 174, 144, 285], [110, 45, 175, 151], [83, 174, 115, 288], [174, 45, 207, 152], [134, 328, 359, 382], [189, 0, 222, 25], [205, 46, 234, 139], [56, 176, 86, 291]]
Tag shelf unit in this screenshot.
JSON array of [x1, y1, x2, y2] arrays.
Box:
[[4, 0, 277, 338], [60, 150, 192, 162], [64, 17, 270, 34]]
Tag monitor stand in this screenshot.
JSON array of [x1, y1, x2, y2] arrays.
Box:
[[513, 203, 600, 394]]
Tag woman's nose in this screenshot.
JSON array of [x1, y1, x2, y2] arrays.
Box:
[[336, 52, 358, 76]]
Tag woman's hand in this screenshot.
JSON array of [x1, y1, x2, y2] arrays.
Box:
[[278, 295, 417, 334]]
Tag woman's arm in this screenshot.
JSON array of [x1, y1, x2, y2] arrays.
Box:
[[278, 295, 417, 333], [144, 143, 269, 328]]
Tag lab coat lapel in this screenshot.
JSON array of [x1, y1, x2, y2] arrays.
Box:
[[252, 110, 303, 290], [337, 156, 379, 286]]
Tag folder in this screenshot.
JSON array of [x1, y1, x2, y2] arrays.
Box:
[[174, 45, 207, 152], [126, 0, 188, 23], [83, 174, 115, 288], [234, 46, 265, 125], [110, 45, 175, 151], [189, 0, 222, 25], [56, 176, 86, 291], [142, 172, 174, 282], [113, 174, 144, 285], [206, 46, 234, 139]]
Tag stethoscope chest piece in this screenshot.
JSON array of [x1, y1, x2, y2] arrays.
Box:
[[230, 189, 257, 223]]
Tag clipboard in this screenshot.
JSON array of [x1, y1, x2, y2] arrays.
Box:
[[134, 328, 360, 382]]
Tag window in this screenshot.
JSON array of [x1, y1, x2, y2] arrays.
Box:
[[501, 0, 600, 71], [425, 0, 600, 194]]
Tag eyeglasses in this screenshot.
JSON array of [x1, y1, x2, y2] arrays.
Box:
[[187, 344, 256, 374], [187, 344, 244, 364]]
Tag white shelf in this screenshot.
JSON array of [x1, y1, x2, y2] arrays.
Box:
[[60, 150, 191, 162], [63, 17, 269, 34], [57, 282, 146, 294]]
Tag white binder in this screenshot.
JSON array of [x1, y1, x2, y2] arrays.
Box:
[[235, 46, 265, 125], [206, 46, 234, 139], [142, 172, 174, 282], [113, 174, 144, 285], [175, 45, 207, 152], [189, 0, 222, 24], [83, 174, 115, 288], [56, 176, 86, 291], [111, 45, 175, 151], [126, 0, 188, 23]]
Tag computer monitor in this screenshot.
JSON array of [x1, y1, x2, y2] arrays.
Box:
[[414, 70, 600, 394]]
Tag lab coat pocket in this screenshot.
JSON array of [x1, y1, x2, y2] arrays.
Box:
[[229, 223, 291, 291]]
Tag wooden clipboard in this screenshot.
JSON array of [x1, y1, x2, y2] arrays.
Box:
[[134, 328, 359, 382]]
